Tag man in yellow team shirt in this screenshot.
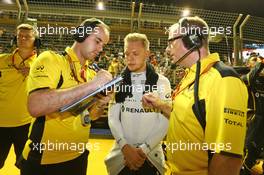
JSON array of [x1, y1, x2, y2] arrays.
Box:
[[0, 24, 39, 169], [18, 18, 113, 175], [142, 16, 248, 175]]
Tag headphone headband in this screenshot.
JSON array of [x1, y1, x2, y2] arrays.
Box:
[[73, 19, 102, 43], [179, 18, 204, 50]]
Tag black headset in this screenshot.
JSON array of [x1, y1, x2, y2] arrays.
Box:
[[171, 18, 205, 65], [180, 18, 204, 50], [73, 18, 102, 43], [11, 34, 41, 49]]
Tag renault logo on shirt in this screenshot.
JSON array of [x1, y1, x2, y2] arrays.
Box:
[[36, 65, 44, 71], [123, 107, 159, 113]]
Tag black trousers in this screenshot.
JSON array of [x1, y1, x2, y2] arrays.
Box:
[[0, 124, 30, 169], [20, 150, 89, 175], [241, 114, 264, 175], [118, 160, 161, 175]]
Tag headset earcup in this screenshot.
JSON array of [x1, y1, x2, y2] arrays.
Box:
[[73, 20, 101, 43], [10, 36, 17, 46], [182, 35, 194, 49], [190, 33, 203, 48], [182, 33, 203, 50], [73, 26, 86, 43], [34, 38, 41, 49], [180, 18, 203, 50]]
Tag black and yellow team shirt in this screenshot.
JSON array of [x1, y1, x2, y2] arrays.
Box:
[[22, 47, 96, 164], [0, 49, 36, 127], [166, 53, 248, 175]]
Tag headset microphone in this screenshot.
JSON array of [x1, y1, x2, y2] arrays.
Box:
[[174, 45, 198, 65]]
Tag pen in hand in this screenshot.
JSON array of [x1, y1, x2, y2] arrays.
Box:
[[92, 63, 101, 72], [91, 63, 111, 96]]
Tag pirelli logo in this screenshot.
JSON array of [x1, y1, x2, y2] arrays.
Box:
[[224, 107, 245, 117]]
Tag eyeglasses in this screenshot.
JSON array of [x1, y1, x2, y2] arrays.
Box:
[[168, 35, 184, 42], [167, 35, 184, 48]]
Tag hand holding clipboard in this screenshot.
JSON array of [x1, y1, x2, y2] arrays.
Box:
[[59, 63, 123, 116]]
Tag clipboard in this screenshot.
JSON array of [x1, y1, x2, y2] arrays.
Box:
[[59, 76, 123, 114]]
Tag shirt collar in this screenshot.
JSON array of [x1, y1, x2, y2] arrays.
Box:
[[178, 53, 220, 92], [12, 48, 19, 55], [13, 48, 37, 61], [65, 47, 80, 62], [65, 47, 89, 68], [189, 53, 220, 75]]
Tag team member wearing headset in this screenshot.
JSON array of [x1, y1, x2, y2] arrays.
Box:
[[18, 18, 113, 175], [142, 16, 248, 175], [0, 23, 40, 169]]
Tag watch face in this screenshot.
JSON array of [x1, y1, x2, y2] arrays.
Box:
[[84, 115, 91, 123], [81, 114, 91, 126]]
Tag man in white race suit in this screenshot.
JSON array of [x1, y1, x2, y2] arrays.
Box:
[[105, 33, 171, 175]]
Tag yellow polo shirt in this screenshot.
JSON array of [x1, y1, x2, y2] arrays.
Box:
[[0, 49, 36, 127], [166, 53, 248, 175], [22, 47, 96, 164]]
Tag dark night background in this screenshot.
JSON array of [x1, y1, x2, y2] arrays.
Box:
[[127, 0, 264, 17]]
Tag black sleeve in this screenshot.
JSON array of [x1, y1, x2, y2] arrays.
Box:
[[248, 62, 264, 87]]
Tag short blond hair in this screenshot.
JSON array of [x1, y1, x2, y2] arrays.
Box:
[[124, 33, 149, 50], [16, 23, 38, 37]]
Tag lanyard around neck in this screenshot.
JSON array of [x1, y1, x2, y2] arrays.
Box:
[[66, 54, 87, 83], [11, 49, 34, 70], [172, 62, 216, 99]]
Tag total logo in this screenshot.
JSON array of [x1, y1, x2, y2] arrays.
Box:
[[224, 118, 243, 127]]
